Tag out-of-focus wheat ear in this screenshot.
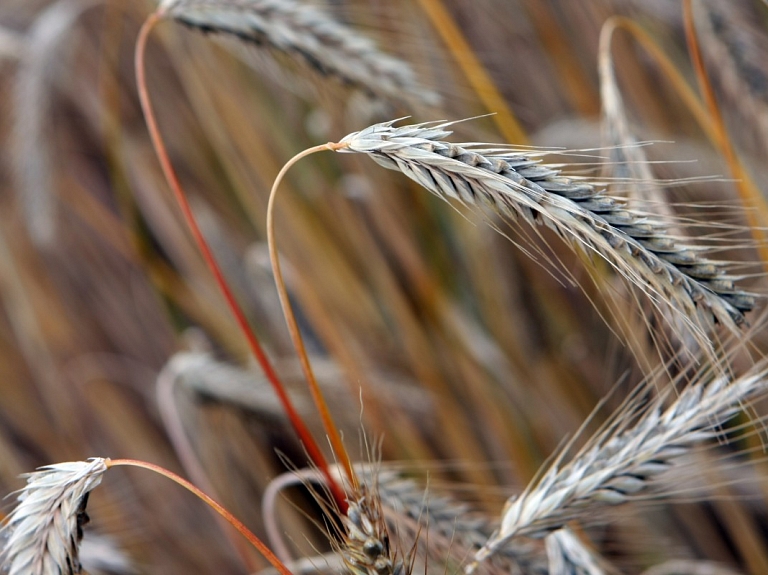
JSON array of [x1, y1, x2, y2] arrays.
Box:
[[336, 120, 756, 345], [156, 0, 440, 107], [1, 458, 108, 575], [695, 2, 768, 157], [465, 362, 768, 571], [545, 529, 609, 575], [12, 0, 93, 247], [683, 0, 768, 259]]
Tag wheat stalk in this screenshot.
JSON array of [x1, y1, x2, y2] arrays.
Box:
[[1, 458, 108, 575], [464, 363, 768, 571], [156, 0, 440, 107], [336, 119, 755, 337]]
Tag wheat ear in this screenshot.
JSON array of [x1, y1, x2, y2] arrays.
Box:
[[337, 120, 755, 335], [156, 0, 439, 106], [1, 458, 108, 575], [465, 364, 768, 571]]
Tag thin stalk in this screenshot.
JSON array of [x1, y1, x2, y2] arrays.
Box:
[[135, 11, 348, 513], [266, 142, 358, 490]]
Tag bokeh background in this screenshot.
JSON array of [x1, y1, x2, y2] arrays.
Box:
[[1, 1, 768, 573]]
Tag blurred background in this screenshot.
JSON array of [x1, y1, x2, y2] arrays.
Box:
[[1, 1, 768, 573]]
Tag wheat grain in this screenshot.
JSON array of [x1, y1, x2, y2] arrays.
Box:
[[545, 529, 608, 575], [465, 364, 768, 571], [337, 120, 755, 337], [156, 0, 440, 107], [1, 458, 108, 575]]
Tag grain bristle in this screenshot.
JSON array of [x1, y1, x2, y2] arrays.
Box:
[[1, 458, 108, 575], [157, 0, 440, 107], [466, 363, 768, 569], [338, 120, 756, 339]]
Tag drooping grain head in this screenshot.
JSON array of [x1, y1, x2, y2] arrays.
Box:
[[337, 120, 756, 353]]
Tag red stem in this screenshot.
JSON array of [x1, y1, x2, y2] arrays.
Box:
[[134, 12, 348, 513]]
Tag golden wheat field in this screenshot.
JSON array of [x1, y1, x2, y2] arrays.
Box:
[[1, 1, 768, 574]]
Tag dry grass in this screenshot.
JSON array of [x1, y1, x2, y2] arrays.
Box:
[[1, 1, 768, 574]]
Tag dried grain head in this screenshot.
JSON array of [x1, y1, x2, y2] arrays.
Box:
[[1, 458, 108, 575]]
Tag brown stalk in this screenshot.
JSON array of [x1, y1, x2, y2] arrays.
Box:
[[266, 142, 358, 490]]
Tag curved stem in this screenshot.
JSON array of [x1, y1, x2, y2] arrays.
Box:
[[266, 142, 358, 492], [106, 459, 293, 575], [135, 12, 348, 513]]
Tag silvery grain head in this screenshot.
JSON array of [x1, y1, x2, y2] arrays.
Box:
[[466, 360, 768, 571], [337, 119, 757, 356], [1, 458, 108, 575]]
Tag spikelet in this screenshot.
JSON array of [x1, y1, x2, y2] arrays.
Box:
[[1, 458, 108, 575], [156, 0, 440, 106], [545, 529, 607, 575], [343, 484, 407, 575], [337, 120, 756, 338]]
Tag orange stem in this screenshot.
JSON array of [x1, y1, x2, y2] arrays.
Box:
[[415, 0, 528, 144], [682, 0, 768, 247], [605, 15, 768, 265], [266, 143, 358, 490], [134, 12, 348, 513], [106, 459, 293, 575]]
